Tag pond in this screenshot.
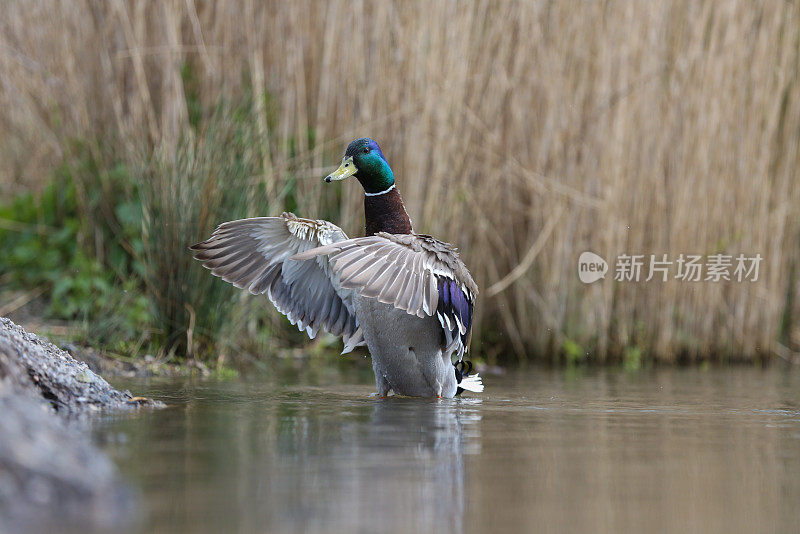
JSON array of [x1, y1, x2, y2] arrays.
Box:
[[95, 366, 800, 533]]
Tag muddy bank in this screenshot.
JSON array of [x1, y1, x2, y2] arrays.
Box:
[[0, 317, 159, 531]]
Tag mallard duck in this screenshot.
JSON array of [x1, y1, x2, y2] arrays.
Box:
[[190, 138, 482, 398]]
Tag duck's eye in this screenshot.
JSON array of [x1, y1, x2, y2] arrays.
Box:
[[363, 147, 370, 154], [345, 162, 350, 167]]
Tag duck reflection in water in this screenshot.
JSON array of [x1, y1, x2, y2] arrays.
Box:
[[263, 396, 482, 534], [363, 398, 483, 533]]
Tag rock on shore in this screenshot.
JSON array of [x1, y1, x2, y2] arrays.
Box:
[[0, 317, 157, 531]]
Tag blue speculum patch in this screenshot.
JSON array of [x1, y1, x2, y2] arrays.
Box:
[[437, 277, 473, 345]]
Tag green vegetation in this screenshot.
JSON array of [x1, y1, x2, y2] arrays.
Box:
[[0, 163, 152, 351], [0, 106, 311, 362]]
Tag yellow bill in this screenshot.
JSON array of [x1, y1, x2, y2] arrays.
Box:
[[325, 156, 357, 182]]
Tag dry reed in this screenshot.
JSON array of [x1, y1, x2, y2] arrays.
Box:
[[1, 1, 798, 362]]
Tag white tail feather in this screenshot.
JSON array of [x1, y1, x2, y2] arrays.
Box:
[[459, 373, 484, 393]]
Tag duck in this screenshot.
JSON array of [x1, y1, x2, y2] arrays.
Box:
[[190, 138, 482, 398]]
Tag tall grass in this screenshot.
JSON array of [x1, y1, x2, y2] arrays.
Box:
[[138, 110, 268, 356], [1, 1, 798, 363]]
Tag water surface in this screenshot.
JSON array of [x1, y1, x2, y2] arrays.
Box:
[[97, 366, 800, 533]]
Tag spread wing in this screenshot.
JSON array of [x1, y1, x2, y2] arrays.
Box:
[[190, 212, 365, 353], [292, 232, 478, 356]]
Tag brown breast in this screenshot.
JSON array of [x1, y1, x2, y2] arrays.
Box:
[[364, 187, 413, 236]]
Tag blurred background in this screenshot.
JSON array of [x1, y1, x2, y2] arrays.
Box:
[[0, 0, 798, 367]]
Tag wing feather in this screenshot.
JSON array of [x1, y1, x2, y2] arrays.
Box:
[[291, 231, 478, 356], [191, 213, 365, 352]]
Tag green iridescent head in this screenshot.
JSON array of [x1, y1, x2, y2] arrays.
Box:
[[324, 138, 395, 195]]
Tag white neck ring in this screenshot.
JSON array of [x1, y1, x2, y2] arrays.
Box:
[[364, 184, 396, 197]]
